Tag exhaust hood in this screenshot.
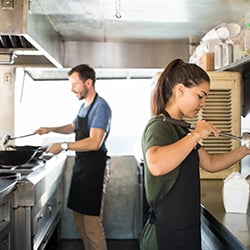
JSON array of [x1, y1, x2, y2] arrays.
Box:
[[0, 0, 63, 67]]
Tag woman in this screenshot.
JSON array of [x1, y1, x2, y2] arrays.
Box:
[[140, 58, 250, 249]]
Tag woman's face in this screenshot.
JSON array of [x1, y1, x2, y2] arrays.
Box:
[[179, 80, 210, 118]]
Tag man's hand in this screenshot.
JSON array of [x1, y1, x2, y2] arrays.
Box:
[[35, 127, 51, 135]]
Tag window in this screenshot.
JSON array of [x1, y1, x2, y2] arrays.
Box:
[[14, 69, 155, 156]]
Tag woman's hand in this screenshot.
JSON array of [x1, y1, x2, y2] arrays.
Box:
[[193, 120, 220, 140]]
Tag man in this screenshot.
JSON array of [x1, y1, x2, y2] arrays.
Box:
[[36, 64, 112, 250]]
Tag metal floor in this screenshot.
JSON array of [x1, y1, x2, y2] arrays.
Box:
[[47, 239, 140, 250]]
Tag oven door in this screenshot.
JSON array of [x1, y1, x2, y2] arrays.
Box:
[[33, 180, 63, 250]]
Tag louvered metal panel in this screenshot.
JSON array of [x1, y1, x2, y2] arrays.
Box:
[[202, 89, 233, 152], [184, 71, 242, 179], [0, 35, 33, 49]]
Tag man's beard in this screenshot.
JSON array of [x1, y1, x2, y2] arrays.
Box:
[[78, 89, 88, 100]]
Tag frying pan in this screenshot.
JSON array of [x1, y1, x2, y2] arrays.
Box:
[[0, 146, 47, 166], [10, 146, 46, 158]]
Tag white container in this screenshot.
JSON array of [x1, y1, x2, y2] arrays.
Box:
[[222, 42, 233, 66], [214, 44, 222, 69], [233, 43, 243, 62], [222, 172, 250, 214], [244, 28, 250, 54]]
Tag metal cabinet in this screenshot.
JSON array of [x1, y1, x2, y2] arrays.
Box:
[[0, 181, 16, 250], [103, 155, 142, 239]]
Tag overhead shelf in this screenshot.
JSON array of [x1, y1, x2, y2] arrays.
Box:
[[217, 55, 250, 117], [218, 55, 250, 73]]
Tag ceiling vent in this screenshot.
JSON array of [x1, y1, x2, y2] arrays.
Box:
[[0, 35, 33, 49], [0, 0, 63, 67]]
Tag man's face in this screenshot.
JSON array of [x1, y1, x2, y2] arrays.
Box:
[[69, 72, 88, 100]]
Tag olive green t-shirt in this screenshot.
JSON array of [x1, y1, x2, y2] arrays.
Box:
[[141, 115, 185, 207], [140, 115, 200, 250], [141, 115, 185, 250]]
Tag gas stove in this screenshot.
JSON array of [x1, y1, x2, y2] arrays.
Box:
[[0, 159, 46, 179], [9, 153, 67, 250]]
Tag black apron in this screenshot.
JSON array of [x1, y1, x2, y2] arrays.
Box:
[[149, 111, 201, 249], [67, 94, 108, 216]]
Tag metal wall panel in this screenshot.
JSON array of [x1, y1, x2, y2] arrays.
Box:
[[63, 41, 189, 68]]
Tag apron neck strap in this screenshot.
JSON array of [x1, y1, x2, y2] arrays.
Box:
[[86, 93, 98, 117]]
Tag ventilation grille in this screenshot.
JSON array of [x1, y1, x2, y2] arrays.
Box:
[[0, 35, 34, 49], [184, 89, 233, 153], [184, 72, 241, 179]]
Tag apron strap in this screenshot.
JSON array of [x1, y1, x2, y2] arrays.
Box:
[[86, 93, 98, 118], [162, 110, 190, 135], [162, 110, 201, 150], [148, 207, 156, 224]]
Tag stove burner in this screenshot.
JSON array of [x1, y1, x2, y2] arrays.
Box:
[[0, 159, 46, 175], [0, 172, 21, 180]]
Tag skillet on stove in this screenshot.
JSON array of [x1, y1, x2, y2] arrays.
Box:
[[0, 145, 47, 166]]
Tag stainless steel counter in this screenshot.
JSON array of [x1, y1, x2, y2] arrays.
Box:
[[201, 180, 250, 250], [0, 153, 67, 250], [11, 153, 67, 250], [0, 180, 16, 200]]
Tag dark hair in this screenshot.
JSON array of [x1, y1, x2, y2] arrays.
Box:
[[151, 58, 210, 115], [68, 64, 96, 85]]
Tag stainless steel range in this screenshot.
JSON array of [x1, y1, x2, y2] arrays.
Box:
[[0, 180, 16, 250], [0, 153, 67, 250]]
